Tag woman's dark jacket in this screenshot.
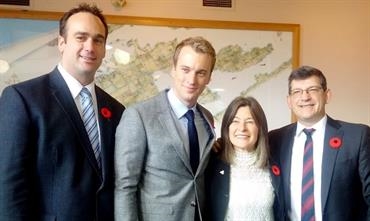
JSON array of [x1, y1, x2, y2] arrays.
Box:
[[204, 151, 287, 221]]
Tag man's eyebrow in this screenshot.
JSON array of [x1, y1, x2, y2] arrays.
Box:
[[74, 31, 88, 36], [95, 34, 106, 39], [74, 32, 105, 39]]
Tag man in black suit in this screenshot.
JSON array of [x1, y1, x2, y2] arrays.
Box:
[[269, 65, 370, 221], [0, 3, 125, 221]]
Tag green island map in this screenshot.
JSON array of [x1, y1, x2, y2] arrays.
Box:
[[0, 21, 293, 133]]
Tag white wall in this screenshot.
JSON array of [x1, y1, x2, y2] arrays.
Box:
[[3, 0, 370, 126]]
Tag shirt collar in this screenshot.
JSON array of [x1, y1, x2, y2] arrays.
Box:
[[57, 63, 96, 99], [296, 115, 327, 137], [167, 89, 196, 119]]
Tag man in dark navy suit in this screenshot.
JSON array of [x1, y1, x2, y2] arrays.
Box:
[[0, 3, 125, 221], [269, 65, 370, 221]]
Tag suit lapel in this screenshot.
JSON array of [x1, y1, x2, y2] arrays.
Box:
[[156, 91, 216, 176], [196, 105, 215, 175], [49, 70, 102, 177], [156, 92, 193, 173], [321, 117, 342, 210], [281, 124, 297, 210], [159, 112, 190, 166], [269, 157, 281, 197], [213, 158, 231, 216], [96, 87, 114, 182]]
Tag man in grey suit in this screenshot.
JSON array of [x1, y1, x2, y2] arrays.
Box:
[[114, 36, 216, 221]]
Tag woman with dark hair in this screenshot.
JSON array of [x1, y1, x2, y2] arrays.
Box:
[[205, 96, 281, 221]]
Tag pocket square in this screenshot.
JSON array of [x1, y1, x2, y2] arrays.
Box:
[[219, 170, 224, 175]]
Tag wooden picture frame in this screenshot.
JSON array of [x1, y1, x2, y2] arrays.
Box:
[[0, 9, 300, 133]]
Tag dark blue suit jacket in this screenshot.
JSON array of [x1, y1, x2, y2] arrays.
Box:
[[0, 68, 125, 221], [204, 151, 286, 221], [269, 116, 370, 221]]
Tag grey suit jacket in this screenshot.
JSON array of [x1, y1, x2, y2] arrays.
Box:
[[114, 90, 215, 221]]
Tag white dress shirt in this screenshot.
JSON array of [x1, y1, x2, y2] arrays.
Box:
[[166, 89, 209, 159], [57, 64, 101, 141], [289, 115, 327, 221]]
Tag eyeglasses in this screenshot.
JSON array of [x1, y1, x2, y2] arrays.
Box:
[[289, 86, 323, 97]]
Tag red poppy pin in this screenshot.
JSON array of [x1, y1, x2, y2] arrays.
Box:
[[271, 165, 280, 176], [329, 137, 342, 149], [100, 107, 112, 119]]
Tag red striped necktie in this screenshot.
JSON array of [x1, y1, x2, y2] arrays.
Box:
[[301, 128, 315, 221]]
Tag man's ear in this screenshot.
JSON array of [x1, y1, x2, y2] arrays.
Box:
[[58, 35, 66, 53], [287, 95, 293, 110], [170, 66, 176, 78], [325, 88, 332, 104]]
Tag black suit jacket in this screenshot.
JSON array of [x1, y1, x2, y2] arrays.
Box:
[[0, 68, 125, 221], [269, 116, 370, 221], [204, 151, 286, 221]]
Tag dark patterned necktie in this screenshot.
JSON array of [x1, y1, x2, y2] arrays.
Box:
[[301, 128, 315, 221], [80, 87, 101, 168], [184, 110, 199, 174]]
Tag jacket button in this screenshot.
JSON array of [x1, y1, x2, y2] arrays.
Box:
[[190, 201, 197, 207]]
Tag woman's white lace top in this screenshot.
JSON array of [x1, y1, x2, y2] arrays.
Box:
[[225, 149, 274, 221]]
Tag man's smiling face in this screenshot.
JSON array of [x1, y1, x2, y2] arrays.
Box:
[[287, 75, 331, 127]]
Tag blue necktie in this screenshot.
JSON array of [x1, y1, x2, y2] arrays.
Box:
[[80, 87, 101, 168], [184, 110, 199, 174], [301, 128, 315, 221]]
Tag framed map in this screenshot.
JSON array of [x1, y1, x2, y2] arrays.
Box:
[[0, 9, 300, 134]]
